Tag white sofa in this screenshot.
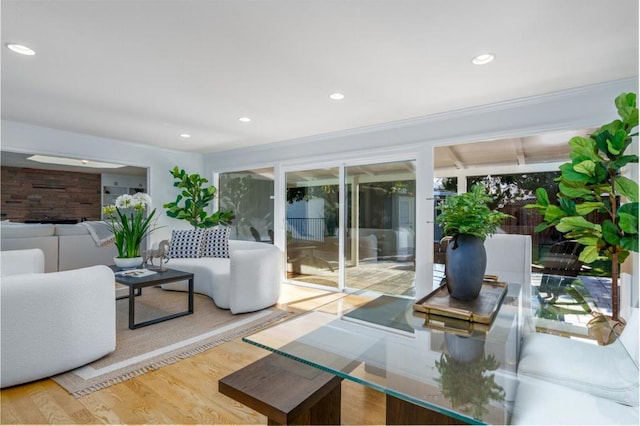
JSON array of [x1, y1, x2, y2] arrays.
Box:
[[512, 308, 639, 424], [0, 249, 116, 388], [162, 240, 282, 314], [0, 222, 117, 272]]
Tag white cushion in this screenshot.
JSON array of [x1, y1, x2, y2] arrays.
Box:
[[54, 224, 90, 236], [0, 223, 55, 238], [162, 256, 232, 309], [512, 377, 639, 425], [518, 330, 639, 406]]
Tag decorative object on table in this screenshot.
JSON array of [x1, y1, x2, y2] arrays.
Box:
[[141, 239, 170, 271], [436, 333, 505, 420], [414, 277, 507, 324], [526, 92, 638, 343], [436, 184, 512, 299], [113, 256, 143, 269], [103, 192, 158, 269], [163, 166, 234, 228]]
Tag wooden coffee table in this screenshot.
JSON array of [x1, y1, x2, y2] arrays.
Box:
[[110, 266, 194, 330]]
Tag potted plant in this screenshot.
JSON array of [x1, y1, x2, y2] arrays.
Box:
[[526, 92, 638, 342], [103, 192, 157, 268], [163, 166, 234, 228], [436, 184, 512, 299]]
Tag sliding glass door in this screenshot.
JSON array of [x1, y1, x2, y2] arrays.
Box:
[[285, 167, 340, 288], [284, 160, 416, 295], [344, 160, 416, 295]]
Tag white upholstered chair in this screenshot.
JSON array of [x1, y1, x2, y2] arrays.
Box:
[[1, 249, 116, 388], [484, 233, 532, 289], [512, 308, 639, 424]]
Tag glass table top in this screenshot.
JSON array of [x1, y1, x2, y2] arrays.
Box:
[[244, 274, 637, 424]]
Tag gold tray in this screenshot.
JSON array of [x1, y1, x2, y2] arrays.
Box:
[[422, 313, 491, 337], [413, 278, 507, 324]]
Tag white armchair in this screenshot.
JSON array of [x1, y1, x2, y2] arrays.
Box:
[[1, 249, 116, 388], [512, 308, 639, 424]]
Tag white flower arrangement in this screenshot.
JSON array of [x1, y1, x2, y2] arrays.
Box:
[[103, 193, 157, 258]]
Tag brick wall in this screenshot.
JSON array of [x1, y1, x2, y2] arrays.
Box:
[[1, 166, 101, 222]]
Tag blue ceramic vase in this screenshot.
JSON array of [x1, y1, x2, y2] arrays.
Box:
[[445, 234, 486, 300]]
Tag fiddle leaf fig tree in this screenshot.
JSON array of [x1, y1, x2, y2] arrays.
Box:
[[526, 92, 638, 322], [164, 166, 234, 228]]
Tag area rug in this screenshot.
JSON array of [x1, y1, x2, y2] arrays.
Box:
[[52, 286, 290, 397]]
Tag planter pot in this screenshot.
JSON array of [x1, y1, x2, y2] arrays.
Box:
[[113, 256, 143, 270], [445, 234, 486, 300], [444, 332, 485, 363]]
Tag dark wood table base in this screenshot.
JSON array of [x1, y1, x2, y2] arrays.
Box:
[[386, 394, 467, 425], [219, 353, 342, 425]]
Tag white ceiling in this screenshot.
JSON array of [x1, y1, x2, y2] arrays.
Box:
[[1, 0, 638, 154]]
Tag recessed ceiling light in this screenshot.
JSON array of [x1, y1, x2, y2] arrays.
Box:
[[5, 43, 36, 56], [27, 155, 125, 168], [179, 133, 191, 138], [472, 53, 495, 65], [329, 92, 345, 100], [238, 117, 252, 122]]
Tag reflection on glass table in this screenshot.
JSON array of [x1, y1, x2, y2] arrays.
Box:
[[245, 284, 523, 425], [531, 273, 612, 340]]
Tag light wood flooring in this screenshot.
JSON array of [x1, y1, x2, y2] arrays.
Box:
[[1, 284, 386, 425]]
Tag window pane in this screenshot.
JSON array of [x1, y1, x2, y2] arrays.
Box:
[[219, 168, 274, 242]]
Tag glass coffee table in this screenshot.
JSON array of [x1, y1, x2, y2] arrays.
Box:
[[110, 266, 194, 330], [244, 283, 523, 424]]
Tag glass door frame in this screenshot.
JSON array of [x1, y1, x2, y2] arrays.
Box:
[[280, 152, 419, 293]]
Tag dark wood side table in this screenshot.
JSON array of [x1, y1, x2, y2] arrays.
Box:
[[110, 266, 194, 330]]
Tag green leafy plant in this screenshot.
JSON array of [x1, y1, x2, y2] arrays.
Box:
[[526, 92, 638, 321], [436, 184, 512, 240], [435, 352, 505, 419], [103, 192, 157, 258], [163, 166, 234, 229]]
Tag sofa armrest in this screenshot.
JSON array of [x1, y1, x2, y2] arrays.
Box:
[[229, 244, 282, 314], [0, 265, 116, 388], [0, 248, 45, 276], [1, 237, 59, 272]]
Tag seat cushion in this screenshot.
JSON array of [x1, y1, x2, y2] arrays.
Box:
[[518, 332, 638, 406], [512, 378, 639, 425]]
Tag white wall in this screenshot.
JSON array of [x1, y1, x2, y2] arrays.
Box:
[[1, 120, 203, 244]]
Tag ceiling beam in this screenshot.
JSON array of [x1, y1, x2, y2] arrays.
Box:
[[444, 146, 465, 169], [514, 138, 526, 165]]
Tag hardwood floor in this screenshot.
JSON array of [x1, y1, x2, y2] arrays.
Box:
[[0, 284, 386, 425]]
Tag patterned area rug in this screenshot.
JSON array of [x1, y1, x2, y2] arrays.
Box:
[[52, 286, 290, 397]]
